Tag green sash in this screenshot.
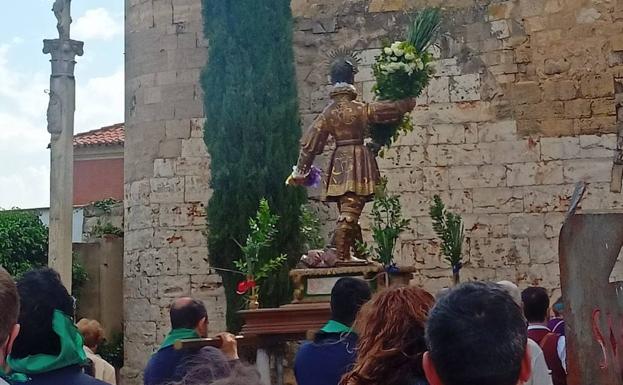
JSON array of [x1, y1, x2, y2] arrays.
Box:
[[159, 329, 200, 351], [320, 320, 352, 334], [7, 310, 87, 376]]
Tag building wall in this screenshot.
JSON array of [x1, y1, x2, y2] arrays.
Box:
[[124, 0, 226, 383], [74, 157, 124, 205], [291, 0, 623, 298], [75, 237, 124, 340]]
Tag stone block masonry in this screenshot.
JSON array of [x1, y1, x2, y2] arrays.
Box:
[[124, 1, 225, 383]]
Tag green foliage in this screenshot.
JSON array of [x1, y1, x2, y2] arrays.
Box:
[[71, 260, 89, 298], [0, 209, 88, 297], [234, 199, 287, 282], [407, 8, 442, 53], [89, 220, 124, 238], [202, 0, 306, 330], [357, 179, 410, 266], [370, 115, 415, 156], [0, 210, 48, 277], [429, 195, 464, 269], [299, 206, 325, 251], [92, 198, 121, 214], [98, 333, 124, 369]]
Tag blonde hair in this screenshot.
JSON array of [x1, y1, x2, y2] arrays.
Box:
[[76, 318, 105, 349]]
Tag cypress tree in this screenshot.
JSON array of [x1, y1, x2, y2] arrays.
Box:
[[201, 0, 305, 330]]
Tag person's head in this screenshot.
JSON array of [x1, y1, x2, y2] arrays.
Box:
[[169, 346, 232, 385], [424, 282, 531, 385], [76, 319, 105, 352], [497, 281, 522, 307], [521, 287, 549, 324], [330, 58, 357, 85], [330, 277, 371, 327], [170, 297, 208, 337], [11, 268, 74, 359], [210, 364, 262, 385], [341, 286, 435, 385], [552, 297, 563, 318], [0, 267, 19, 365]]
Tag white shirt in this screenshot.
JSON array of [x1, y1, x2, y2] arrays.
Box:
[[0, 378, 9, 385], [527, 325, 567, 373], [525, 339, 553, 385], [84, 346, 117, 385]]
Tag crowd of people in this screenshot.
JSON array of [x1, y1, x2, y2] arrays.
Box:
[[0, 266, 568, 385]]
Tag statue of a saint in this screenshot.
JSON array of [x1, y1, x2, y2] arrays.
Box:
[[287, 52, 416, 265], [52, 0, 71, 40]]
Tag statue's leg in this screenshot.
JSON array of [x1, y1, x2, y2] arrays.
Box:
[[335, 194, 366, 263]]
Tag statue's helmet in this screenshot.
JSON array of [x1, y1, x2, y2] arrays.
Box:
[[328, 48, 361, 85]]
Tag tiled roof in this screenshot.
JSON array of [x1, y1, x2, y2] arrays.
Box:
[[73, 123, 125, 147]]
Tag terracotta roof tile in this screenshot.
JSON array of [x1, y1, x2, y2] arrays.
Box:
[[73, 123, 125, 147]]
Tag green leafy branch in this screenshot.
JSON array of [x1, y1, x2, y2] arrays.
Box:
[[429, 195, 464, 274], [408, 8, 442, 53], [299, 205, 325, 251], [233, 199, 287, 282], [358, 178, 411, 266]]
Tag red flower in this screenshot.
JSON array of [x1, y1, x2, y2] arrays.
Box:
[[236, 279, 257, 295]]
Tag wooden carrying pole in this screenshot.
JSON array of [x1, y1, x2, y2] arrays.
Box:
[[173, 336, 246, 351]]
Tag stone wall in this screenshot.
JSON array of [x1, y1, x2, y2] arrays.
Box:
[[291, 0, 623, 298], [124, 1, 226, 383]]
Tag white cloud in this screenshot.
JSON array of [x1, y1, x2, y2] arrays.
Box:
[[0, 39, 123, 209], [72, 8, 123, 42], [76, 68, 124, 132]]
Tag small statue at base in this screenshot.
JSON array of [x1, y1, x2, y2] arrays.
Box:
[[287, 51, 416, 266]]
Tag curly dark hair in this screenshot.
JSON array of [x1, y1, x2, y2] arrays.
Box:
[[340, 285, 435, 385], [11, 268, 74, 358]]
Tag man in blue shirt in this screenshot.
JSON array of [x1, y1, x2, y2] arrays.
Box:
[[294, 277, 371, 385], [143, 297, 238, 385]]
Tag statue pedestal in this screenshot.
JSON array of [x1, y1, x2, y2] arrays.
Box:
[[289, 264, 417, 303], [289, 265, 382, 303], [239, 263, 416, 385]]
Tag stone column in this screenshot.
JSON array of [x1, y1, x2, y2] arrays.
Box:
[[44, 0, 84, 291], [124, 1, 226, 383]]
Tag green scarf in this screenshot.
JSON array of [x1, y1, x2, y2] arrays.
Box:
[[320, 320, 352, 334], [0, 367, 28, 383], [7, 310, 87, 376], [159, 329, 200, 351]]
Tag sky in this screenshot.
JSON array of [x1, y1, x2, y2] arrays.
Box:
[[0, 1, 124, 209]]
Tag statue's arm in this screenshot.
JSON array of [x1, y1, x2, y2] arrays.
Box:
[[295, 114, 329, 175], [366, 98, 417, 125]]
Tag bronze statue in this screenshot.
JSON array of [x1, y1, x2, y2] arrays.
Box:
[[287, 52, 416, 265]]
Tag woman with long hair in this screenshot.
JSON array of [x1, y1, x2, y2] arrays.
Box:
[[341, 285, 435, 385]]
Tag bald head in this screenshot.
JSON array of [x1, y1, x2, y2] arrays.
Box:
[[170, 297, 207, 330]]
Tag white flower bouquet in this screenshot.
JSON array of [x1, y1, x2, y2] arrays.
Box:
[[370, 8, 441, 152]]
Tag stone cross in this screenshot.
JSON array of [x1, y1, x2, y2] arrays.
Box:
[[44, 0, 83, 292]]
